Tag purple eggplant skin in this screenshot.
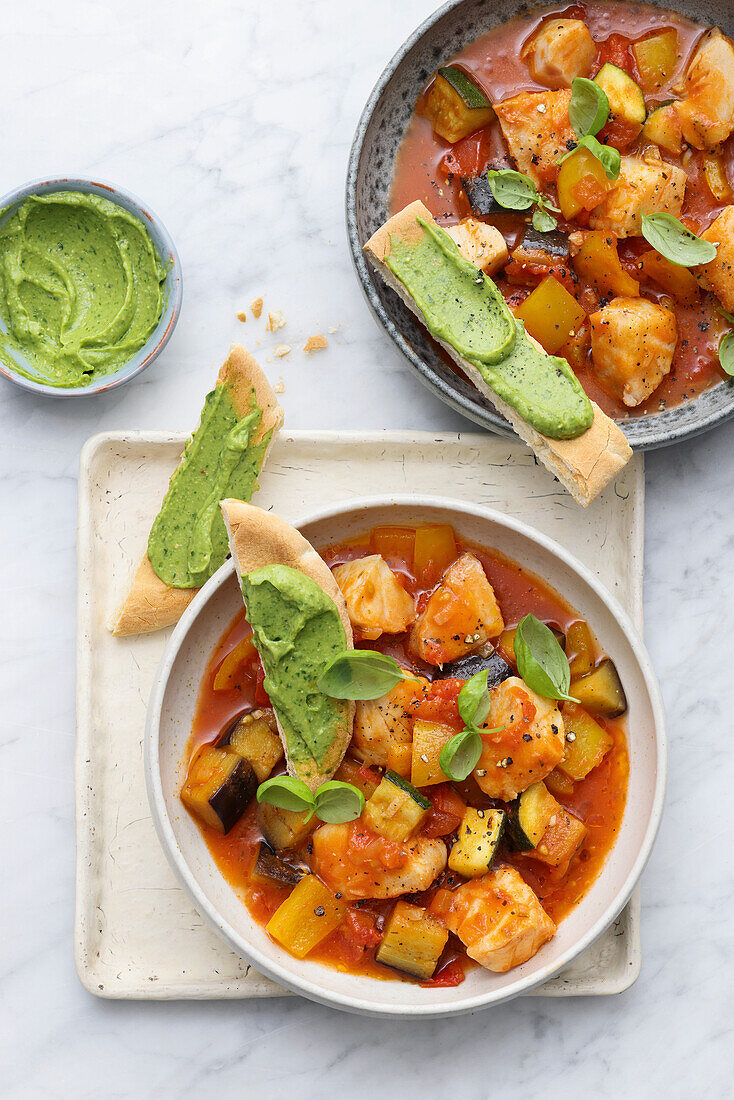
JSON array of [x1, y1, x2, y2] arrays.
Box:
[[436, 650, 513, 686], [217, 707, 256, 747], [210, 757, 258, 833], [255, 842, 309, 886], [461, 173, 505, 217]]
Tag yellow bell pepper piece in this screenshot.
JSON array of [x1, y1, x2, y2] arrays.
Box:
[[266, 875, 346, 959]]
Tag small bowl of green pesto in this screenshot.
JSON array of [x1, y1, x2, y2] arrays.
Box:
[[0, 176, 182, 396]]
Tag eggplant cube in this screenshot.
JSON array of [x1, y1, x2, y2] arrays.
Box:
[[225, 707, 284, 782], [181, 746, 257, 834]]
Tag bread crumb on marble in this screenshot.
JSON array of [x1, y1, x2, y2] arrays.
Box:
[[304, 334, 328, 353]]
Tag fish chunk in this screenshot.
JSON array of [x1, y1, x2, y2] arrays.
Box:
[[310, 821, 446, 900], [446, 218, 509, 274], [433, 866, 556, 972], [352, 677, 429, 767], [522, 18, 596, 89], [589, 151, 687, 238], [590, 296, 677, 407], [676, 29, 734, 149], [474, 676, 565, 800], [697, 205, 734, 313], [494, 89, 574, 186], [333, 554, 416, 641], [410, 552, 505, 666]]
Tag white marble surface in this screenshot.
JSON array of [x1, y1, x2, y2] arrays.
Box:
[[1, 0, 732, 1095]]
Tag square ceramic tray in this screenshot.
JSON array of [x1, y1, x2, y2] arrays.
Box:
[[76, 429, 644, 999]]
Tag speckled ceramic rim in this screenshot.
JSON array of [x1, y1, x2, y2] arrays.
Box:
[[345, 0, 734, 450], [0, 175, 182, 398], [146, 495, 667, 1018]]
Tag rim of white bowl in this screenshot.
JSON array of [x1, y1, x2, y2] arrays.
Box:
[[0, 174, 182, 398], [146, 495, 667, 1017]]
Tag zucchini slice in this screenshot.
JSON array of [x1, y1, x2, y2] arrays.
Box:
[[448, 807, 506, 877], [181, 745, 257, 834], [643, 101, 682, 156], [508, 781, 559, 851], [375, 901, 449, 980], [594, 63, 646, 131], [221, 707, 284, 782], [423, 66, 495, 143], [559, 703, 614, 780], [363, 770, 432, 842], [571, 658, 627, 717]]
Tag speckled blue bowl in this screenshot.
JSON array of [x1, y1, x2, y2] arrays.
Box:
[[0, 175, 182, 398], [346, 0, 734, 450]]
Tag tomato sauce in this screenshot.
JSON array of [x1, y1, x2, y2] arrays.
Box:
[[390, 1, 732, 418], [185, 527, 628, 983]]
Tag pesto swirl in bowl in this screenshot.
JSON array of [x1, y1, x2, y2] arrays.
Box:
[[0, 190, 167, 387]]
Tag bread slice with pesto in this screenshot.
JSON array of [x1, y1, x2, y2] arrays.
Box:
[[221, 499, 354, 792], [364, 200, 632, 507], [109, 345, 283, 636]]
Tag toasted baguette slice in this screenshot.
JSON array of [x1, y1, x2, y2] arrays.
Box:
[[221, 499, 354, 790], [109, 345, 283, 637], [364, 201, 632, 506]]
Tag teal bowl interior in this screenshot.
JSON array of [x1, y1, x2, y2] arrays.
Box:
[[0, 175, 182, 398]]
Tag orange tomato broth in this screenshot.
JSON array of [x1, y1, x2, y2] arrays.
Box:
[[186, 525, 628, 984], [389, 0, 732, 419]]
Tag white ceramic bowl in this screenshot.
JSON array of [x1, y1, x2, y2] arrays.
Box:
[[146, 496, 666, 1017]]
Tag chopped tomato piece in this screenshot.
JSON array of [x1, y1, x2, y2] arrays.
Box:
[[421, 956, 466, 987], [595, 33, 635, 74], [438, 129, 493, 180], [412, 678, 463, 724]]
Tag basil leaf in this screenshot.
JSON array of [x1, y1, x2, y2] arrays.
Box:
[[569, 77, 609, 138], [439, 728, 483, 782], [313, 780, 365, 823], [532, 206, 558, 233], [719, 331, 734, 376], [514, 614, 577, 703], [559, 135, 620, 179], [641, 213, 718, 267], [717, 306, 734, 324], [457, 669, 492, 728], [487, 168, 539, 211], [318, 649, 416, 700], [257, 776, 315, 814]]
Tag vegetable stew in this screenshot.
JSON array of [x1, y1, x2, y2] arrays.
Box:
[[182, 524, 628, 985], [390, 1, 734, 417]]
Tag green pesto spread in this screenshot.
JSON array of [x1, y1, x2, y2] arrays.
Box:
[[385, 217, 593, 440], [0, 191, 167, 387], [386, 218, 516, 364], [241, 564, 350, 771], [148, 384, 270, 588]]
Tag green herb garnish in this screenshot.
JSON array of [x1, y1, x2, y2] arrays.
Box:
[[257, 776, 365, 825], [514, 613, 577, 703], [487, 168, 559, 231], [569, 77, 610, 139], [317, 649, 418, 700], [641, 213, 717, 267]]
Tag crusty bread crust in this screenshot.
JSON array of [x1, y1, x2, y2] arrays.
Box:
[[109, 346, 284, 637], [221, 499, 354, 790], [364, 200, 632, 506]]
